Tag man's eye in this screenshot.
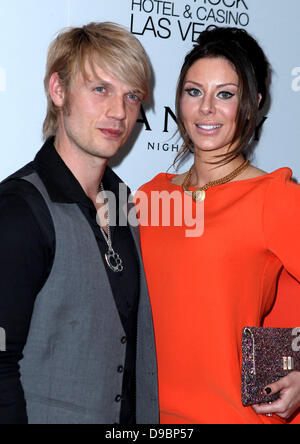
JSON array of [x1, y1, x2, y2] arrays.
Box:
[[95, 86, 106, 93], [127, 93, 141, 103], [218, 91, 234, 99]]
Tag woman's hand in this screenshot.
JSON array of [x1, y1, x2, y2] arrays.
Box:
[[252, 372, 300, 419]]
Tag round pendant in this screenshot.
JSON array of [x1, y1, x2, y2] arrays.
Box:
[[192, 189, 206, 202], [105, 249, 124, 273]]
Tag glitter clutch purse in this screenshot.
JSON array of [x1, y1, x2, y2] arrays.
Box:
[[242, 327, 300, 406]]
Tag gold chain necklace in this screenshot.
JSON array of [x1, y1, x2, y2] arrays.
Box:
[[182, 159, 250, 202]]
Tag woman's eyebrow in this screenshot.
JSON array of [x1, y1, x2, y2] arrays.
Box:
[[184, 80, 239, 88]]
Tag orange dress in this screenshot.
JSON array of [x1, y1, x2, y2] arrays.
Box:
[[138, 168, 300, 424]]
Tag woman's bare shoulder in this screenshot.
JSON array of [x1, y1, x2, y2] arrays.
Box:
[[238, 165, 268, 180], [171, 172, 189, 186]]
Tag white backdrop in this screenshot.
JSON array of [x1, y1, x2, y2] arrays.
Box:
[[0, 0, 300, 191]]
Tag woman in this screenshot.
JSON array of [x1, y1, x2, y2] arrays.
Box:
[[138, 27, 300, 424]]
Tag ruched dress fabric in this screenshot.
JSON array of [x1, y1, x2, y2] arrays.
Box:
[[138, 168, 300, 424]]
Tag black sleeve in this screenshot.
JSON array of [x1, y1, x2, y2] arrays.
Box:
[[0, 183, 54, 424]]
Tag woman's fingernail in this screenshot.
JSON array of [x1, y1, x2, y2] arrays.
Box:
[[265, 387, 272, 395]]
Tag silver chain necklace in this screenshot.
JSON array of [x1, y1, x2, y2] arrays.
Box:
[[99, 183, 124, 273]]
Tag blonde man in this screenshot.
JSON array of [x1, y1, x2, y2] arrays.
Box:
[[0, 22, 158, 425]]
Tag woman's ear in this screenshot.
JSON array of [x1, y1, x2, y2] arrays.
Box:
[[49, 72, 65, 108], [258, 93, 262, 108]]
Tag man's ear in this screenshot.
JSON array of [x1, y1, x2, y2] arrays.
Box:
[[49, 72, 65, 108]]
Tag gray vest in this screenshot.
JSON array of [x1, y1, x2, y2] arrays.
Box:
[[19, 172, 159, 424]]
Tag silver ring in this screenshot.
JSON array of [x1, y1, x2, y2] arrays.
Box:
[[266, 402, 273, 417]]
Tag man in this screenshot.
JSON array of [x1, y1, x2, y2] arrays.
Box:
[[0, 22, 159, 425]]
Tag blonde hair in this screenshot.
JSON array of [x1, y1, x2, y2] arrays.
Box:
[[43, 22, 151, 140]]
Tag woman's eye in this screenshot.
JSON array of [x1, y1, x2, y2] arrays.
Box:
[[185, 88, 202, 97], [218, 91, 234, 99]]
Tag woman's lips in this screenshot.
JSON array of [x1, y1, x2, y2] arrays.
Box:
[[195, 123, 223, 135]]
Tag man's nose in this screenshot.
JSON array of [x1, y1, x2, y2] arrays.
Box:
[[106, 95, 126, 120]]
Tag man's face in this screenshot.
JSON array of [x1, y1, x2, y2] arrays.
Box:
[[56, 62, 143, 161]]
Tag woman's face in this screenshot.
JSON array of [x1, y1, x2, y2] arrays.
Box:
[[180, 57, 240, 157]]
